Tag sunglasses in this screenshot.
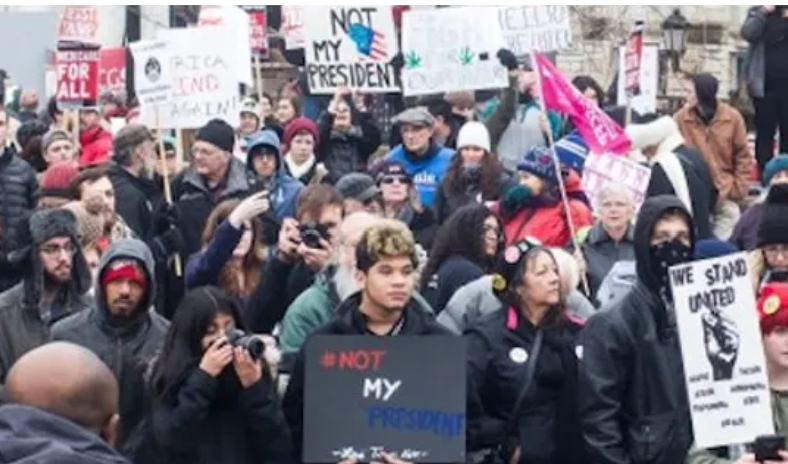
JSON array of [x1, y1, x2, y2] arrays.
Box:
[[380, 175, 411, 185]]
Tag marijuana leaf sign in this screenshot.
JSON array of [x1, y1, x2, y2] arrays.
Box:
[[458, 47, 474, 66], [405, 51, 422, 69]]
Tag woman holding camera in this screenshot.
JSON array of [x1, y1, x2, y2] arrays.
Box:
[[147, 286, 290, 464]]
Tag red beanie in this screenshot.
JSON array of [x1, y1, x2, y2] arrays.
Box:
[[39, 161, 79, 199], [283, 117, 319, 152]]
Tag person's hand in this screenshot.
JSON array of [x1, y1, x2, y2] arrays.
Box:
[[496, 48, 518, 71], [154, 202, 181, 235], [232, 347, 263, 388], [352, 90, 367, 112], [276, 218, 301, 263], [298, 238, 333, 273], [228, 191, 270, 229], [701, 305, 740, 381], [329, 87, 351, 114], [539, 112, 551, 135], [371, 453, 413, 464], [199, 337, 233, 377], [156, 228, 185, 256], [762, 5, 776, 13], [508, 447, 521, 464], [574, 250, 588, 277]]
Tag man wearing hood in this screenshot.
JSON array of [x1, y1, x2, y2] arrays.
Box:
[[246, 128, 304, 221], [0, 208, 92, 386], [578, 195, 697, 464], [51, 238, 169, 459], [675, 73, 753, 240]]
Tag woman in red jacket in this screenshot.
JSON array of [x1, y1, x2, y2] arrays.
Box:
[[492, 146, 593, 247]]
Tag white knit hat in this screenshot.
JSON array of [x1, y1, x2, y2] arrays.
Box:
[[456, 121, 491, 152]]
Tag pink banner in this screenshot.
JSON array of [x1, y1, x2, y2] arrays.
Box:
[[534, 52, 631, 155]]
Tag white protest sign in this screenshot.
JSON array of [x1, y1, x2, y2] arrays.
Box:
[[581, 152, 651, 213], [401, 7, 507, 96], [140, 27, 239, 130], [304, 6, 399, 94], [129, 39, 172, 106], [670, 253, 774, 449], [498, 6, 572, 55], [198, 5, 252, 86], [283, 6, 306, 50], [617, 44, 658, 115]]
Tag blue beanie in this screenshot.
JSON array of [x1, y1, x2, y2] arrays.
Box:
[[763, 154, 788, 187], [694, 238, 738, 261], [517, 146, 558, 185], [554, 130, 589, 174]]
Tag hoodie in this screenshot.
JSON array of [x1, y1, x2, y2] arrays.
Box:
[[385, 142, 455, 209], [51, 239, 169, 459], [0, 404, 129, 464], [246, 130, 304, 221]]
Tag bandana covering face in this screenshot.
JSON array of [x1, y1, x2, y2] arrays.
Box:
[[649, 239, 693, 297], [101, 259, 146, 289]]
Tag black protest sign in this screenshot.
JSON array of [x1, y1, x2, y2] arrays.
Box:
[[304, 335, 466, 463]]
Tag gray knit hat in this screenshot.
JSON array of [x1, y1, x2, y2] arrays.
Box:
[[336, 173, 380, 203]]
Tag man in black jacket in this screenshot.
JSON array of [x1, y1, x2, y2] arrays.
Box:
[[282, 219, 451, 462], [578, 195, 697, 464], [0, 104, 38, 292]]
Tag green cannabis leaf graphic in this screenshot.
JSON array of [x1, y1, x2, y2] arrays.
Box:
[[458, 47, 475, 66], [405, 51, 422, 69]]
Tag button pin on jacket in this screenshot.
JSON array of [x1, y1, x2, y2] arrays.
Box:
[[509, 347, 529, 364]]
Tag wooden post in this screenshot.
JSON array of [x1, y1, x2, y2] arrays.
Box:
[[155, 106, 182, 277]]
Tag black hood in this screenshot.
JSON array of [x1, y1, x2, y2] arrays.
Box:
[[634, 195, 696, 293]]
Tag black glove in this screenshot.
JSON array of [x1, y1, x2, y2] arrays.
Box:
[[390, 52, 404, 74], [497, 48, 518, 71], [154, 228, 185, 257], [153, 203, 181, 236]]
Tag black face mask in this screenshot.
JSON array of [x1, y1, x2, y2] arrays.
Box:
[[649, 238, 693, 294]]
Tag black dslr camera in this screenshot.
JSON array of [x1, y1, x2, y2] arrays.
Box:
[[226, 329, 265, 361], [298, 222, 329, 249]]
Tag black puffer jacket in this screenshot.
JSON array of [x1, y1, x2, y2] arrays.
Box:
[[106, 162, 163, 242], [316, 110, 381, 179], [0, 146, 37, 292], [578, 196, 696, 464]]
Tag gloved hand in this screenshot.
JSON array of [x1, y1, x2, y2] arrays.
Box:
[[496, 48, 518, 71], [155, 227, 185, 257], [154, 202, 181, 236], [501, 185, 534, 218], [390, 52, 404, 74]]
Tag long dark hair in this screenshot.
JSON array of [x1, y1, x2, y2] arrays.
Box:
[[442, 148, 503, 199], [149, 286, 247, 399], [421, 204, 501, 288]]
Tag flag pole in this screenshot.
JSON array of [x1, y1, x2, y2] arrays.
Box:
[[155, 106, 182, 277]]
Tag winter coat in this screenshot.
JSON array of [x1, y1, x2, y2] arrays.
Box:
[[578, 196, 695, 464], [0, 404, 130, 464], [284, 156, 332, 186], [392, 204, 439, 251], [423, 256, 485, 313], [740, 6, 769, 98], [317, 110, 382, 179], [0, 146, 37, 292], [675, 103, 753, 202], [466, 308, 587, 464], [79, 125, 113, 167], [433, 171, 515, 224], [106, 162, 163, 242], [579, 223, 636, 304], [246, 130, 304, 221], [731, 202, 764, 251], [185, 219, 243, 291], [148, 363, 291, 464], [51, 239, 170, 459], [282, 293, 452, 462], [385, 143, 455, 209]]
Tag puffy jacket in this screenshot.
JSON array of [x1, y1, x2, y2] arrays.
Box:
[[466, 308, 587, 464], [577, 196, 696, 464], [317, 110, 382, 179], [79, 125, 113, 167], [51, 239, 170, 459], [106, 162, 163, 242], [386, 142, 455, 209], [0, 146, 37, 292]]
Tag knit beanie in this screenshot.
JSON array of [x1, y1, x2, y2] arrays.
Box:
[[758, 184, 788, 247], [283, 117, 319, 150], [694, 238, 738, 261], [39, 161, 79, 199], [61, 201, 104, 250], [41, 129, 72, 153], [336, 173, 380, 203], [763, 154, 788, 187], [196, 118, 235, 153], [372, 160, 410, 184], [29, 208, 79, 246], [456, 121, 491, 152], [240, 97, 260, 119], [517, 146, 558, 185]]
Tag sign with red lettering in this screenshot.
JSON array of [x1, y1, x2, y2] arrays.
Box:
[[197, 5, 252, 85], [58, 6, 100, 46], [99, 47, 126, 94], [304, 336, 466, 463], [245, 8, 268, 53], [624, 21, 644, 97], [56, 49, 100, 105]]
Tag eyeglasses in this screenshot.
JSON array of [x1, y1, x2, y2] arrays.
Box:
[[40, 242, 76, 257], [380, 175, 410, 185]]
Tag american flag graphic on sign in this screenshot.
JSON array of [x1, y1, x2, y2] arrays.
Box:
[[348, 23, 388, 62]]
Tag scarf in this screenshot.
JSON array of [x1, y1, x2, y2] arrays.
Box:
[[284, 153, 316, 180]]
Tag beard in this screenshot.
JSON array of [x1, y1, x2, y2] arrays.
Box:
[[333, 264, 360, 302]]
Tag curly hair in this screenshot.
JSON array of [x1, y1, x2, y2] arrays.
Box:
[[201, 200, 267, 298], [421, 204, 500, 288], [356, 219, 418, 273], [442, 147, 504, 199]]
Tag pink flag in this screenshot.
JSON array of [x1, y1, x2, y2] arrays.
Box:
[[534, 52, 631, 155]]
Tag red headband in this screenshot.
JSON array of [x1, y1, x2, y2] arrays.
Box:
[[101, 260, 146, 289]]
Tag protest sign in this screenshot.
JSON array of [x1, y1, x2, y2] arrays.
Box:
[[198, 5, 252, 86], [58, 6, 100, 47], [283, 6, 306, 49], [401, 7, 507, 96], [56, 49, 100, 105], [498, 6, 572, 55], [140, 27, 239, 129], [617, 44, 658, 115], [304, 6, 400, 94], [623, 22, 644, 97], [582, 152, 651, 213], [304, 336, 466, 463], [129, 39, 172, 106], [670, 253, 774, 449], [242, 6, 268, 54], [99, 47, 126, 95]]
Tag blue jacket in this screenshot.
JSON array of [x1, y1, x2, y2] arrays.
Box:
[[246, 130, 303, 220], [184, 219, 242, 291], [386, 143, 454, 209]]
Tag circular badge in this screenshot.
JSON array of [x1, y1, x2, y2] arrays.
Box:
[[509, 347, 529, 364], [504, 246, 521, 264], [492, 274, 507, 292], [764, 295, 781, 316]]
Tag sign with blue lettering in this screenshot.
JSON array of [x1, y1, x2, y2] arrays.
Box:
[[304, 335, 466, 463]]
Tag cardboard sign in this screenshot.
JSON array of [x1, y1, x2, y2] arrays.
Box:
[[140, 27, 239, 129], [581, 152, 651, 213], [198, 5, 252, 85], [129, 39, 173, 106], [58, 6, 100, 46], [283, 6, 306, 49], [56, 49, 100, 105], [401, 7, 507, 96], [99, 47, 126, 94], [304, 336, 466, 463], [617, 44, 658, 115], [304, 6, 400, 94], [498, 6, 572, 55], [670, 253, 774, 449]]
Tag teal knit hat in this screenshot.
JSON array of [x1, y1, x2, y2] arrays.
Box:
[[764, 154, 788, 187]]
